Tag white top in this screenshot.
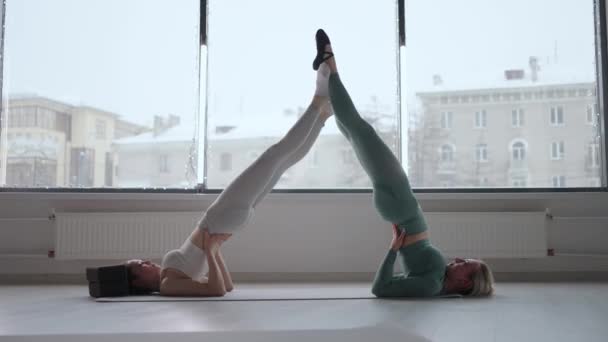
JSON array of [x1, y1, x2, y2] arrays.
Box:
[[161, 239, 208, 281]]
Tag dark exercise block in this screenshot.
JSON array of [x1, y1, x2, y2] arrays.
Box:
[[86, 264, 128, 283], [86, 265, 130, 298], [88, 280, 130, 298]]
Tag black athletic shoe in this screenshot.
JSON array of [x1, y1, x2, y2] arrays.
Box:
[[313, 29, 334, 71]]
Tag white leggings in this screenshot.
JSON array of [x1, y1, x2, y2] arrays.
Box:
[[199, 103, 324, 233]]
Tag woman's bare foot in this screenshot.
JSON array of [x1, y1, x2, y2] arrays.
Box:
[[323, 44, 337, 74]]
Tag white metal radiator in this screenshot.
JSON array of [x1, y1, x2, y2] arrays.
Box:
[[426, 211, 548, 258], [54, 212, 201, 260], [54, 211, 548, 260]]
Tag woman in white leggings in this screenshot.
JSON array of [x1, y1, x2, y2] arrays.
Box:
[[125, 58, 334, 296]]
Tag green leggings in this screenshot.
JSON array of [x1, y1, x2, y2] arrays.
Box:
[[329, 74, 428, 235]]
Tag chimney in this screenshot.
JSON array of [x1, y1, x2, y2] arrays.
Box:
[[529, 56, 539, 82], [432, 74, 443, 86], [168, 114, 180, 128], [153, 114, 180, 137], [215, 125, 236, 134], [504, 69, 525, 81], [153, 115, 164, 137]]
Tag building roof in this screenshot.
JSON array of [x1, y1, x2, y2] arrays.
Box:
[[114, 113, 346, 145], [9, 95, 122, 118], [114, 111, 400, 145], [416, 63, 595, 96]]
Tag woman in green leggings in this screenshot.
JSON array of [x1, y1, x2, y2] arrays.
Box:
[[313, 29, 494, 298]]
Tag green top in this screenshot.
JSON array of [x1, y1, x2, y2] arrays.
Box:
[[371, 240, 446, 298]]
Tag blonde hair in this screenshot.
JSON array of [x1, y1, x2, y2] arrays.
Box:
[[467, 261, 495, 297]]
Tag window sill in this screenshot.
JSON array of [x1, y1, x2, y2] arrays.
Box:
[[0, 188, 605, 202]]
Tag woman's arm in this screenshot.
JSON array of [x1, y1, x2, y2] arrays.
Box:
[[371, 225, 406, 296], [215, 249, 234, 292], [204, 234, 227, 296], [160, 276, 225, 297], [372, 270, 440, 298], [371, 248, 399, 296]]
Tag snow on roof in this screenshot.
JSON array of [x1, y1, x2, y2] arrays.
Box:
[[114, 122, 196, 144], [114, 113, 349, 145], [417, 63, 595, 96]]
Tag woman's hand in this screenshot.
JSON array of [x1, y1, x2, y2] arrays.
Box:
[[206, 232, 231, 252], [214, 233, 232, 244], [202, 229, 218, 252], [203, 230, 232, 251], [210, 233, 231, 247], [390, 225, 406, 251]]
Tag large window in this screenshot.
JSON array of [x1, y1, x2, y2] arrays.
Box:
[[1, 0, 201, 188], [1, 0, 605, 191], [204, 0, 399, 189], [405, 0, 604, 188]]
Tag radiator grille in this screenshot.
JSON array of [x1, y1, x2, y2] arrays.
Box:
[[54, 212, 200, 259], [426, 212, 547, 258]]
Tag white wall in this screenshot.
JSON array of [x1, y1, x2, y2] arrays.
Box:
[[1, 191, 607, 281]]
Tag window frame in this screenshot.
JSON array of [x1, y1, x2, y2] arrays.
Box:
[[0, 0, 607, 194], [587, 104, 596, 124], [441, 111, 453, 129], [159, 154, 170, 174], [512, 108, 524, 127], [474, 109, 487, 129], [552, 175, 567, 188], [439, 144, 455, 163], [219, 152, 233, 172], [550, 106, 565, 126], [511, 141, 527, 161], [475, 144, 488, 163], [550, 141, 565, 160]]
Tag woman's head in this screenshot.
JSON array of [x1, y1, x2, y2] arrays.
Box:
[[444, 258, 494, 297], [125, 259, 161, 293]]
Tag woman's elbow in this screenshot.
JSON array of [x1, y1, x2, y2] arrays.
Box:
[[371, 285, 387, 298], [210, 287, 227, 297]]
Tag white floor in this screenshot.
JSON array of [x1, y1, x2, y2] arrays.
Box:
[[1, 282, 608, 342]]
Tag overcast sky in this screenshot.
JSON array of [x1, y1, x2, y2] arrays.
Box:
[[4, 0, 596, 129]]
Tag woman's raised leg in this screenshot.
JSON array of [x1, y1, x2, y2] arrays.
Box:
[[319, 30, 427, 233]]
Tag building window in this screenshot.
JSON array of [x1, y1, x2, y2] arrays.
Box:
[[341, 149, 356, 164], [589, 143, 600, 168], [159, 154, 169, 173], [512, 108, 524, 127], [586, 104, 597, 125], [105, 152, 114, 186], [70, 148, 95, 187], [308, 150, 319, 168], [511, 176, 527, 187], [550, 106, 564, 126], [7, 158, 57, 187], [441, 111, 453, 129], [220, 153, 232, 172], [475, 110, 487, 128], [512, 141, 526, 161], [440, 144, 454, 162], [551, 141, 565, 160], [95, 119, 106, 140], [552, 175, 566, 188], [475, 144, 488, 162]]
